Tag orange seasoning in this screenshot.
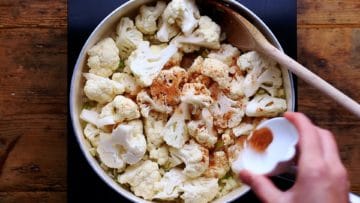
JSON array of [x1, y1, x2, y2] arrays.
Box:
[[248, 128, 273, 153]]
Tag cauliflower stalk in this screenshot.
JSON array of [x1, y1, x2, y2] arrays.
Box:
[[116, 17, 144, 59], [163, 103, 190, 149], [99, 95, 140, 123], [127, 41, 178, 87], [136, 90, 173, 117], [245, 94, 287, 117], [83, 73, 125, 104], [118, 160, 161, 200], [169, 140, 209, 178], [180, 177, 219, 203], [87, 37, 120, 77], [135, 1, 166, 35], [80, 109, 115, 128]]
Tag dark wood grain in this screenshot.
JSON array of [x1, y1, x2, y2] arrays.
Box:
[[0, 0, 67, 202], [298, 1, 360, 193]]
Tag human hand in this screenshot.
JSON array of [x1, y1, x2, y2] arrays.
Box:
[[239, 112, 349, 203]]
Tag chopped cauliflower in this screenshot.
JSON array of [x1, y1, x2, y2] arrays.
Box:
[[208, 44, 240, 66], [116, 17, 144, 59], [154, 168, 187, 200], [246, 94, 287, 117], [150, 66, 188, 106], [180, 177, 219, 203], [157, 17, 180, 42], [209, 92, 245, 129], [237, 51, 282, 97], [127, 41, 178, 87], [175, 16, 221, 50], [187, 108, 217, 148], [144, 112, 167, 149], [203, 151, 230, 179], [80, 109, 115, 128], [181, 83, 213, 108], [163, 103, 190, 149], [96, 131, 125, 169], [112, 73, 140, 96], [201, 58, 231, 89], [99, 95, 140, 123], [221, 130, 235, 147], [162, 0, 200, 35], [164, 51, 184, 69], [118, 160, 161, 200], [83, 73, 125, 104], [169, 140, 209, 178], [136, 90, 173, 117], [232, 123, 254, 137], [149, 145, 169, 166], [87, 37, 120, 77], [84, 123, 100, 147], [135, 1, 166, 34]]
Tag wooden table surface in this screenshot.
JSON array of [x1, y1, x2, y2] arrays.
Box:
[[0, 0, 358, 202]]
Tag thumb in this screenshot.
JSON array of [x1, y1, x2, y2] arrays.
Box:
[[239, 170, 283, 203]]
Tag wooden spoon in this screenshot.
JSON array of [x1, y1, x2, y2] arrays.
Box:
[[208, 0, 360, 118]]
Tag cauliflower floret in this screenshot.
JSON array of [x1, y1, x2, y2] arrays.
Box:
[[163, 103, 190, 149], [115, 17, 144, 59], [97, 120, 146, 167], [217, 176, 240, 198], [203, 151, 230, 179], [87, 38, 120, 77], [187, 108, 217, 148], [221, 129, 235, 147], [96, 130, 125, 169], [164, 51, 184, 69], [157, 17, 180, 42], [136, 90, 173, 117], [232, 123, 254, 137], [118, 160, 161, 200], [135, 1, 166, 34], [99, 95, 140, 123], [237, 51, 282, 97], [144, 112, 167, 148], [83, 73, 125, 104], [112, 73, 140, 96], [180, 177, 219, 203], [180, 83, 213, 108], [228, 74, 246, 100], [84, 123, 101, 147], [149, 145, 169, 166], [150, 66, 188, 106], [175, 16, 221, 50], [209, 92, 245, 129], [80, 109, 115, 128], [169, 140, 209, 178], [162, 0, 200, 35], [245, 94, 287, 117], [171, 35, 200, 53], [154, 168, 187, 200], [208, 44, 240, 66], [127, 41, 178, 87], [201, 58, 231, 89]]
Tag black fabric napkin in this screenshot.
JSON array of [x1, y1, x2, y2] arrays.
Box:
[[68, 1, 297, 202]]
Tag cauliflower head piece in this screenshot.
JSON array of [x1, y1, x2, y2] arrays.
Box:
[[208, 44, 240, 66], [201, 58, 231, 90], [162, 0, 200, 35], [136, 90, 173, 117], [87, 37, 120, 77], [169, 140, 209, 178], [116, 17, 144, 59], [112, 73, 140, 96], [144, 112, 167, 149], [80, 109, 116, 129], [127, 41, 178, 87], [154, 168, 187, 200], [187, 108, 217, 148], [203, 151, 230, 179], [245, 94, 287, 117], [180, 83, 213, 108], [163, 103, 190, 149], [83, 73, 125, 104], [180, 177, 219, 203], [118, 160, 161, 200], [175, 16, 221, 50], [209, 92, 245, 129], [135, 1, 166, 35], [100, 95, 140, 123], [232, 123, 254, 137], [157, 17, 180, 42], [150, 66, 188, 106], [149, 145, 169, 166]]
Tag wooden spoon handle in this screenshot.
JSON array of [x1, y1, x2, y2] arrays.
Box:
[[261, 43, 360, 118]]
